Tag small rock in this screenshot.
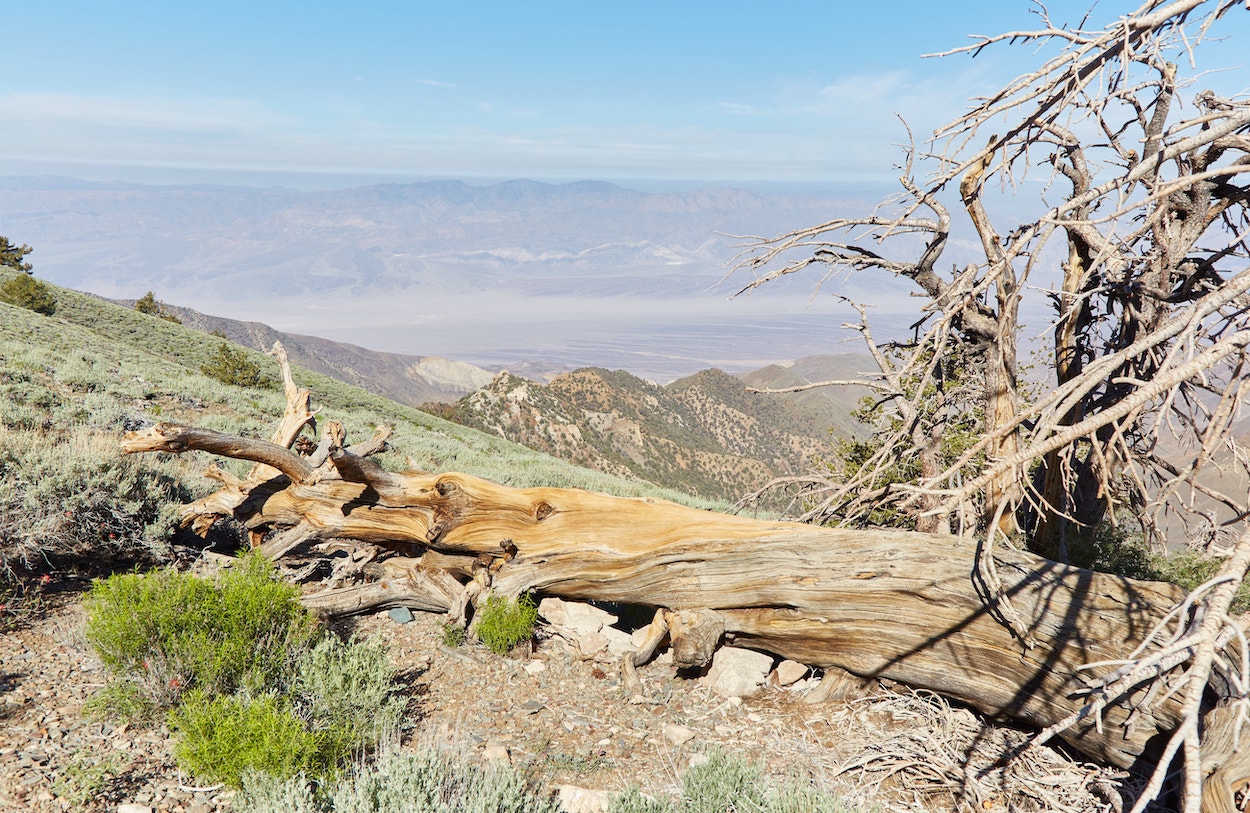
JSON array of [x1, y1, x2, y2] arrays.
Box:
[[539, 598, 618, 635], [388, 607, 414, 624], [772, 659, 809, 687], [600, 627, 635, 655], [118, 805, 154, 813], [523, 660, 547, 675], [688, 753, 710, 769], [556, 784, 611, 813], [482, 742, 511, 764], [575, 631, 609, 660], [662, 723, 695, 746], [703, 647, 773, 699]]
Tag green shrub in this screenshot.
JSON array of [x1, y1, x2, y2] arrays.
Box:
[[238, 747, 562, 813], [84, 554, 315, 712], [677, 750, 767, 813], [474, 593, 539, 655], [84, 559, 409, 785], [439, 621, 467, 648], [0, 427, 191, 584], [50, 751, 122, 808], [169, 691, 345, 787], [1077, 525, 1250, 614], [290, 634, 407, 748], [201, 341, 270, 388], [0, 272, 56, 315], [611, 788, 672, 813], [134, 291, 182, 324], [1150, 549, 1250, 614], [83, 681, 152, 722]]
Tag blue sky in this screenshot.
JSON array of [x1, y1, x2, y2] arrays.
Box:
[[2, 1, 1247, 186]]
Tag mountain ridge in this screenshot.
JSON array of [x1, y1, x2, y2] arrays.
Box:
[[126, 301, 495, 406], [117, 294, 873, 502], [435, 363, 867, 504]]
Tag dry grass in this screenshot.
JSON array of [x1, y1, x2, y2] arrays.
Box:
[[821, 689, 1138, 812]]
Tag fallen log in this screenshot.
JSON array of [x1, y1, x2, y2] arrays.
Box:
[[120, 347, 1250, 808]]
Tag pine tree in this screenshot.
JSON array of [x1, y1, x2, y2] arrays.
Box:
[[0, 236, 32, 273], [201, 342, 269, 388], [0, 273, 57, 316], [134, 291, 182, 324]]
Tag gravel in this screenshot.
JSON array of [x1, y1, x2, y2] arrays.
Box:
[[2, 582, 1123, 812]]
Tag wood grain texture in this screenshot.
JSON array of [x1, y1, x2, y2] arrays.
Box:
[[124, 425, 1245, 797]]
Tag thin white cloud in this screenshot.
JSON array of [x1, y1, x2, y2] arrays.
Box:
[[809, 71, 915, 112], [0, 85, 948, 182], [715, 101, 760, 116], [414, 78, 456, 88], [0, 92, 299, 132]]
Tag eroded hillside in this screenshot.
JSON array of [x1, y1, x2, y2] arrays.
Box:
[[438, 366, 856, 504]]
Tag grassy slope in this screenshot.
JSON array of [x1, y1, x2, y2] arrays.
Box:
[[6, 273, 720, 501], [0, 273, 721, 585]]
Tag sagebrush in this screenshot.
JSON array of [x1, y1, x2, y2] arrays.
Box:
[[239, 746, 562, 813], [84, 556, 405, 786]]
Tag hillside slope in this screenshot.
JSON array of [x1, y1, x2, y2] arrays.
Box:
[[0, 272, 721, 513], [154, 302, 494, 406], [439, 365, 857, 504], [738, 353, 876, 441]]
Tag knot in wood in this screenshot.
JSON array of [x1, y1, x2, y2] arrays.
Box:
[[534, 502, 555, 521]]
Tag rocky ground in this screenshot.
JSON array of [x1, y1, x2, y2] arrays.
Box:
[[1, 580, 1134, 813]]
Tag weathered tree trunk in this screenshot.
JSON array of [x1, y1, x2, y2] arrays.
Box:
[[120, 354, 1250, 808]]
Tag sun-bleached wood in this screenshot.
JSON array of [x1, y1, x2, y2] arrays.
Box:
[[121, 342, 1250, 810], [125, 421, 1215, 768]]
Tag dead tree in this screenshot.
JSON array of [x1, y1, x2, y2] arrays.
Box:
[[123, 343, 1250, 811], [736, 0, 1250, 548], [727, 2, 1250, 809]]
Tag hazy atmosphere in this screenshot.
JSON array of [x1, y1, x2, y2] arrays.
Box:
[[3, 1, 1249, 376], [6, 4, 1250, 811], [1, 1, 1139, 184]]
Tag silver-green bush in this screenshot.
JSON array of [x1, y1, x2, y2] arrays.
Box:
[[291, 633, 408, 746], [238, 747, 562, 813], [610, 749, 858, 813]]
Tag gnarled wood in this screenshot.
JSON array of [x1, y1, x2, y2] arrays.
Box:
[[121, 351, 1250, 808], [125, 416, 1193, 767]]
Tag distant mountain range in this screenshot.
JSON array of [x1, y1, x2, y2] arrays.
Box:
[[1, 175, 908, 380], [3, 171, 896, 501]]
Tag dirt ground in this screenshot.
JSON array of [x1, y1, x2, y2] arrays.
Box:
[[0, 581, 1138, 813]]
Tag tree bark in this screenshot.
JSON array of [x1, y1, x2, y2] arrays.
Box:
[[121, 383, 1250, 807]]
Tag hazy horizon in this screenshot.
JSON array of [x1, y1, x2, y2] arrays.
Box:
[[3, 2, 1245, 378], [11, 2, 1244, 185]]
